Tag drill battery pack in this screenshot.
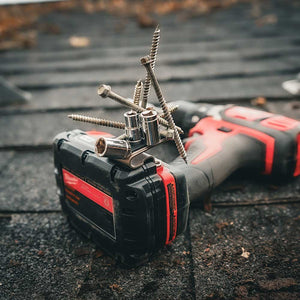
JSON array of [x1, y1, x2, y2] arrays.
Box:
[[53, 129, 189, 266]]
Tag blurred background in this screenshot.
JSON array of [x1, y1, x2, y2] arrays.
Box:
[[0, 1, 300, 299], [0, 0, 299, 113]]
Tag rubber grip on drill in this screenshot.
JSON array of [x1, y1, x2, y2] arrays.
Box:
[[171, 119, 265, 203]]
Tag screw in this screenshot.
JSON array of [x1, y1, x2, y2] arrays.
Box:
[[68, 114, 125, 129], [98, 84, 144, 112], [160, 104, 179, 118], [98, 84, 183, 134], [69, 113, 172, 141], [133, 80, 143, 106], [141, 56, 187, 163], [141, 25, 160, 109]]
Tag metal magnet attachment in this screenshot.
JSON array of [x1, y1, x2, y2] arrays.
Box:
[[95, 137, 131, 159], [140, 110, 160, 146], [124, 111, 141, 142]]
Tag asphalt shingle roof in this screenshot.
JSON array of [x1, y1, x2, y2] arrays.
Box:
[[1, 1, 299, 298]]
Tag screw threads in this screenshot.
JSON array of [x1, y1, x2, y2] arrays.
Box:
[[141, 25, 160, 108], [141, 56, 187, 163], [161, 104, 179, 118], [68, 114, 125, 129], [98, 84, 183, 134], [133, 80, 143, 106]]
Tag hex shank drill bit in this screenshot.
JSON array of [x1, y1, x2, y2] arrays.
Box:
[[97, 84, 184, 134], [141, 56, 187, 163], [141, 25, 160, 109]]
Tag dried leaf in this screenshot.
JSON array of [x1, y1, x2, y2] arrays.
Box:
[[94, 249, 104, 258], [216, 221, 229, 230], [69, 36, 90, 48], [251, 96, 267, 107], [137, 13, 157, 28], [241, 247, 250, 259], [109, 283, 122, 292]]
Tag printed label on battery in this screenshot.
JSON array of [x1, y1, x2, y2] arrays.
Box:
[[62, 169, 115, 238]]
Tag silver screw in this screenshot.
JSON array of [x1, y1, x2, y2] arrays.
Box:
[[141, 56, 187, 163], [133, 80, 143, 106], [160, 104, 179, 118], [68, 114, 125, 129], [69, 112, 173, 141], [98, 84, 183, 134], [141, 25, 160, 109]]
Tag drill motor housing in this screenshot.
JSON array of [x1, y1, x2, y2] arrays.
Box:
[[54, 103, 300, 266]]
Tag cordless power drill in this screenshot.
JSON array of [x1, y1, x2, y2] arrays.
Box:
[[53, 100, 300, 266], [53, 27, 300, 266]]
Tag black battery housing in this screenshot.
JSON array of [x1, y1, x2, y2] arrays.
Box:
[[53, 130, 189, 266]]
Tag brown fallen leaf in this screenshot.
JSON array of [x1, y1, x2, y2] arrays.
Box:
[[137, 13, 157, 28], [69, 36, 90, 48], [241, 247, 250, 259], [251, 96, 267, 107], [109, 283, 122, 292], [216, 221, 229, 230], [94, 249, 104, 258], [38, 250, 45, 256]]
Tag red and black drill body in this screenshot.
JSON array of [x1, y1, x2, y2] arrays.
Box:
[[53, 102, 300, 266]]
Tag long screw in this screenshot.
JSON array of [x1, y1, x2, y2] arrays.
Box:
[[68, 114, 125, 129], [141, 56, 187, 163], [141, 25, 160, 109], [69, 114, 127, 140], [98, 84, 183, 134], [160, 104, 178, 118], [133, 80, 143, 106]]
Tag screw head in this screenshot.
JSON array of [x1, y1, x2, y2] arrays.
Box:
[[98, 84, 111, 97], [140, 56, 151, 65]]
